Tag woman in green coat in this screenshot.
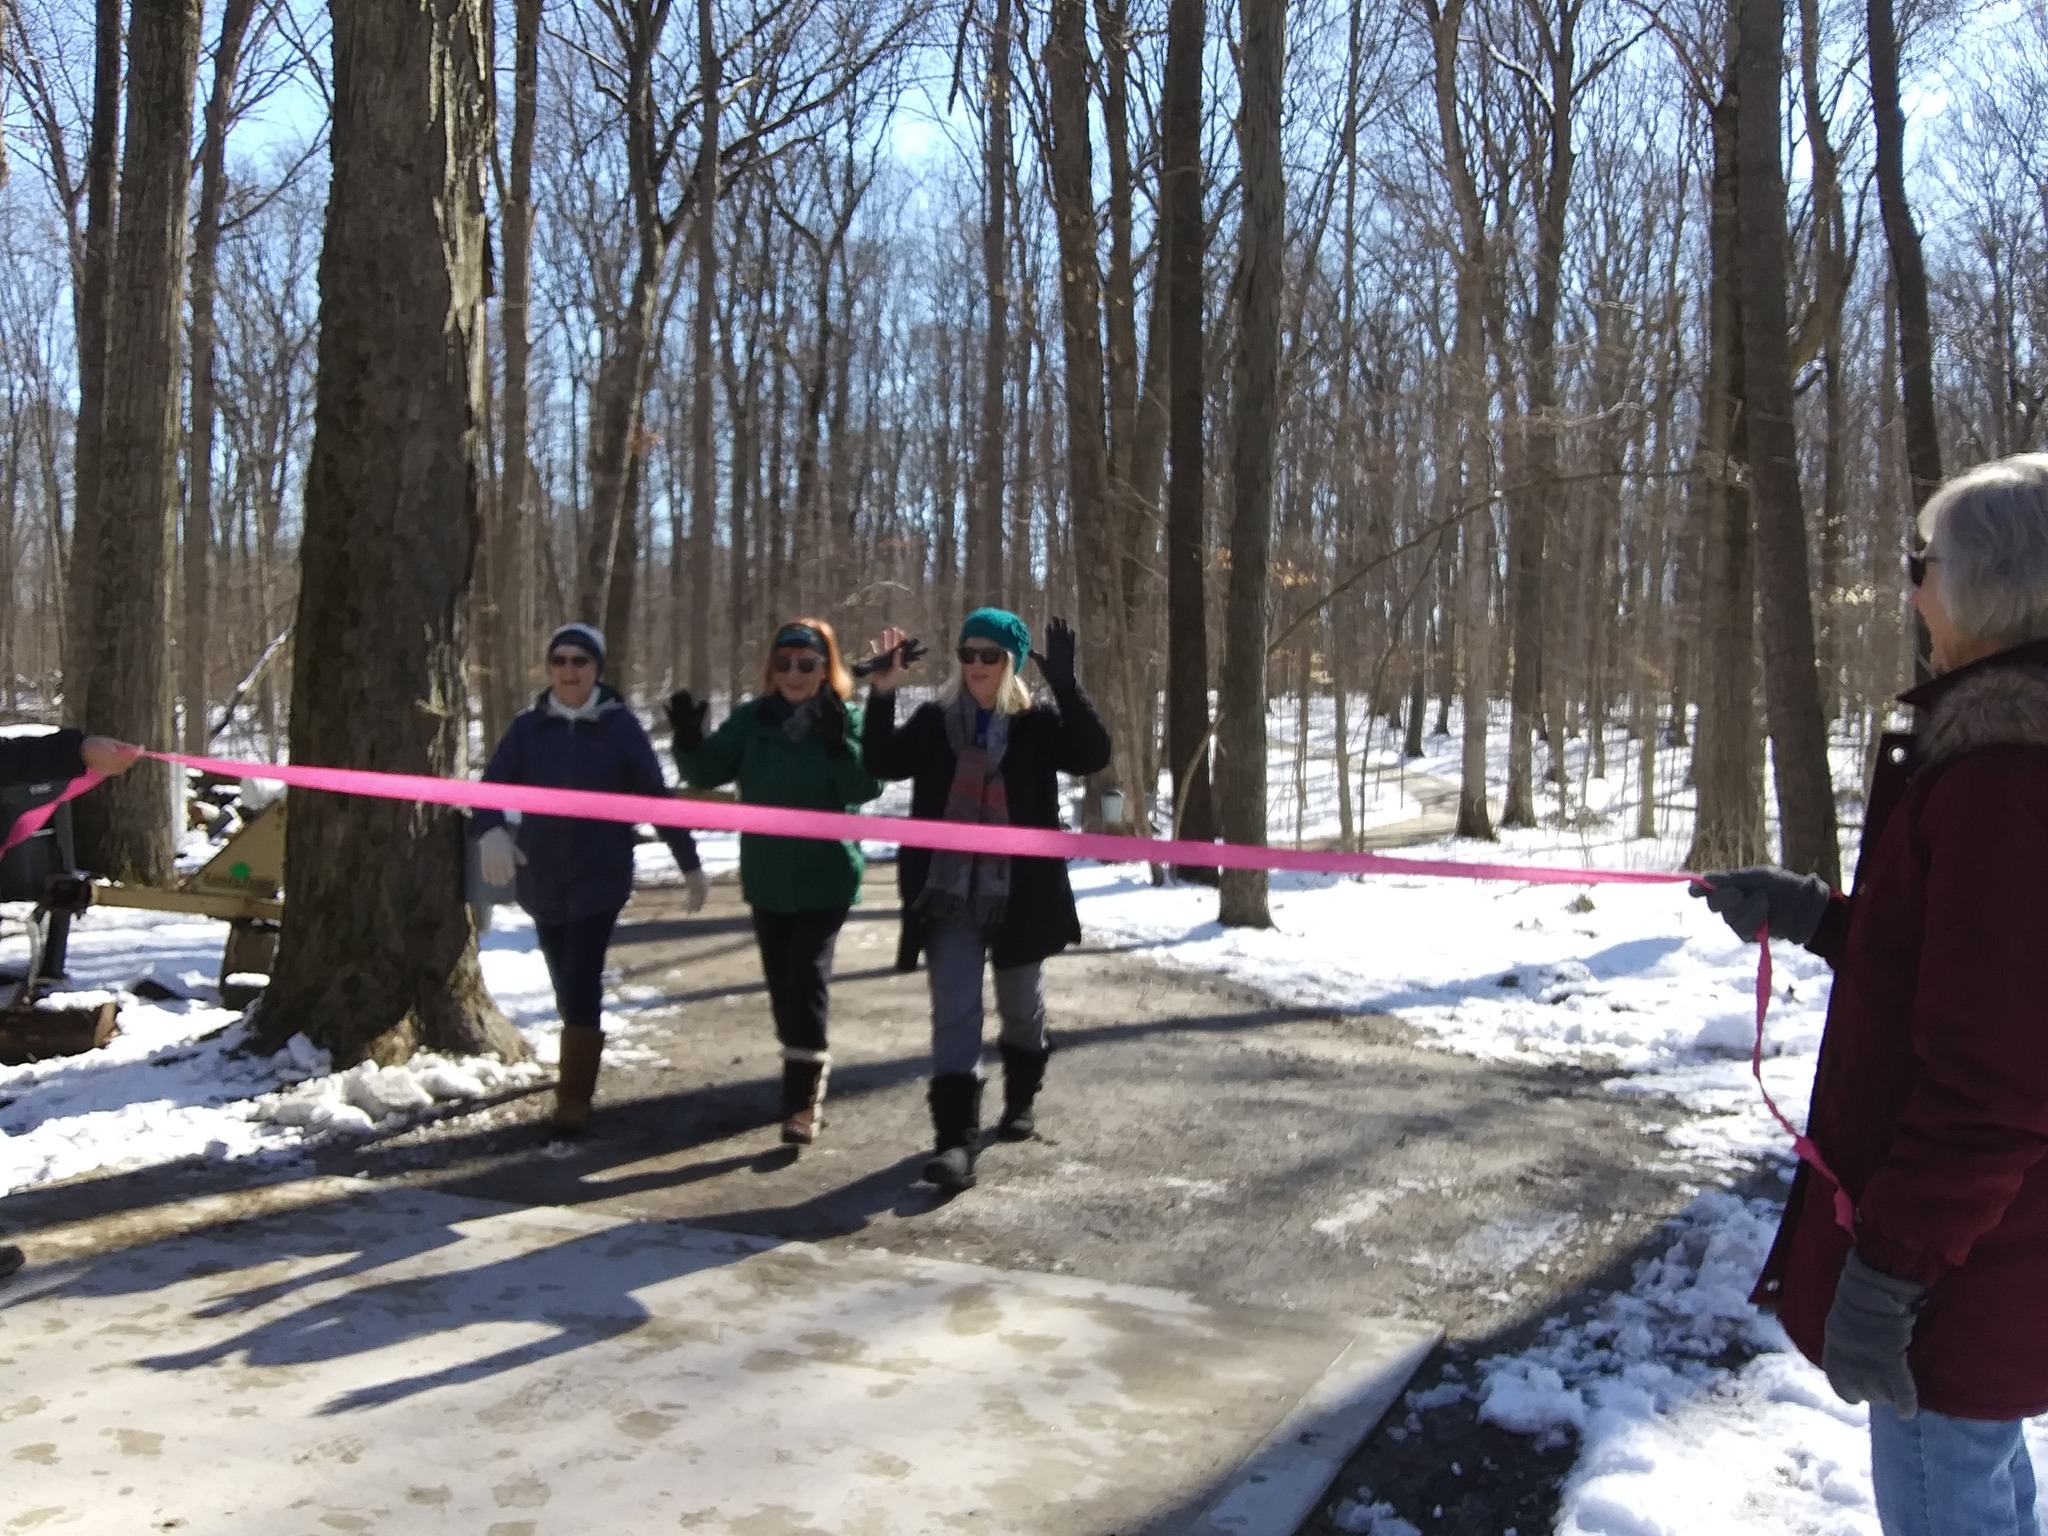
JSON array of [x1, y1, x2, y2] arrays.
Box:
[[667, 617, 883, 1145]]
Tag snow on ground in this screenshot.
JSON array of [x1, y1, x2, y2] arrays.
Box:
[[1072, 700, 2048, 1536], [0, 902, 639, 1198]]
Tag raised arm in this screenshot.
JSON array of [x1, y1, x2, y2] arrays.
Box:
[[672, 701, 748, 791], [832, 703, 887, 806]]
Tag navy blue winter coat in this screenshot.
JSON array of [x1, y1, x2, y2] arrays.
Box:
[[474, 687, 699, 923]]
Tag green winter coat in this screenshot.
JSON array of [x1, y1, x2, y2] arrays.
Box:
[[673, 695, 885, 913]]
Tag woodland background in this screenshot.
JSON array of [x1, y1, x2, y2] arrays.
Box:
[[1, 0, 2042, 1053]]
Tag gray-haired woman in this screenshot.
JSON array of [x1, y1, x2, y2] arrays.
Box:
[[1692, 453, 2048, 1536]]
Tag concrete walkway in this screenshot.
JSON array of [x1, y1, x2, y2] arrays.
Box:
[[8, 1179, 1432, 1535], [0, 867, 1718, 1534]]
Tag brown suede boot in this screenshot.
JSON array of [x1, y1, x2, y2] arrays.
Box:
[[551, 1025, 604, 1135], [780, 1053, 830, 1145]]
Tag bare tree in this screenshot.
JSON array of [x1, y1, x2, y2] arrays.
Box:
[[261, 0, 524, 1065], [1736, 0, 1839, 884], [1217, 0, 1285, 927], [183, 0, 262, 755], [72, 0, 204, 881], [1161, 0, 1214, 871]]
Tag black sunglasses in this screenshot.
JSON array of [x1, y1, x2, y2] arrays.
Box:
[[772, 652, 823, 675], [956, 645, 1007, 667], [548, 652, 595, 668], [1906, 552, 1939, 587]]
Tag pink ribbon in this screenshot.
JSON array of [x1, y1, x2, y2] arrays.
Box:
[[1749, 925, 1858, 1234], [0, 770, 104, 857], [148, 749, 1689, 887], [131, 748, 1852, 1227]]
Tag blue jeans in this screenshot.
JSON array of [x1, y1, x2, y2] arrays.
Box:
[[1870, 1404, 2040, 1536]]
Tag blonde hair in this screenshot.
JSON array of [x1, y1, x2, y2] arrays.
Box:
[[761, 615, 854, 701], [939, 654, 1033, 715]]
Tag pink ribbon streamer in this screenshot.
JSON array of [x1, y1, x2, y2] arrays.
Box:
[[0, 770, 104, 857], [134, 748, 1853, 1228], [149, 749, 1690, 887], [1749, 925, 1858, 1234]]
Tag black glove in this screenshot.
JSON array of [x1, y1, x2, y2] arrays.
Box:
[[1687, 866, 1832, 946], [1823, 1251, 1926, 1417], [813, 690, 848, 756], [666, 690, 708, 752], [1031, 616, 1078, 691]]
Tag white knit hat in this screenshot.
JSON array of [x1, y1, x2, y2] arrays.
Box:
[[548, 622, 606, 670]]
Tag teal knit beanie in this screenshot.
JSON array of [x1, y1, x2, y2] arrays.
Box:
[[959, 607, 1031, 671]]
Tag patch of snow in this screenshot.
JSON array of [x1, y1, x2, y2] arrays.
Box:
[[0, 894, 698, 1196], [1329, 1495, 1423, 1535]]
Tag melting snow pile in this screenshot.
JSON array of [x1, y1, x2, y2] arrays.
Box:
[[0, 903, 616, 1198]]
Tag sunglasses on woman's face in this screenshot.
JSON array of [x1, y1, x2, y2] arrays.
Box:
[[772, 651, 823, 675], [548, 652, 595, 669], [956, 646, 1007, 667], [1906, 552, 1939, 587]]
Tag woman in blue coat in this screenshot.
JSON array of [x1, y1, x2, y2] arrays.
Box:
[[472, 623, 705, 1134]]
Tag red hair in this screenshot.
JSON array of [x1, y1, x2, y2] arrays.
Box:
[[761, 616, 854, 701]]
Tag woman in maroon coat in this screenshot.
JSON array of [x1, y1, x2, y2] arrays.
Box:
[[1695, 452, 2048, 1536]]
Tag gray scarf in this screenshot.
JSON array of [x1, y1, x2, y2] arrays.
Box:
[[913, 692, 1011, 932]]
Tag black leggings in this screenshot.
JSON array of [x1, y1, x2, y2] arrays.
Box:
[[535, 909, 620, 1029], [750, 907, 847, 1055]]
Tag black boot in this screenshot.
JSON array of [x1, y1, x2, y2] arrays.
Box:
[[996, 1044, 1049, 1141], [922, 1073, 982, 1192], [780, 1054, 829, 1145]]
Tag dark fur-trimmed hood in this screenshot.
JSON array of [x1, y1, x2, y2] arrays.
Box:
[[1915, 653, 2048, 766]]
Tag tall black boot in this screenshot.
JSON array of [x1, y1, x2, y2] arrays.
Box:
[[922, 1073, 983, 1192], [780, 1052, 830, 1145], [996, 1044, 1049, 1141]]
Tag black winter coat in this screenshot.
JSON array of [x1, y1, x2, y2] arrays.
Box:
[[474, 687, 698, 923], [861, 679, 1111, 971], [0, 728, 85, 788]]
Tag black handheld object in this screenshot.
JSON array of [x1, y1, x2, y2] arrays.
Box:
[[851, 636, 928, 678]]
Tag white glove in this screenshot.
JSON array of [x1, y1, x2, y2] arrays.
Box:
[[478, 825, 522, 887], [683, 866, 710, 914]]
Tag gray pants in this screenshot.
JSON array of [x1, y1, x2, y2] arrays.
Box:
[[924, 920, 1047, 1077]]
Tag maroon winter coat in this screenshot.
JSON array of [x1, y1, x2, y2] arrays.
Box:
[[1755, 637, 2048, 1420]]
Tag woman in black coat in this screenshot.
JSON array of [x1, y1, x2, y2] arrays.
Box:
[[859, 609, 1111, 1191]]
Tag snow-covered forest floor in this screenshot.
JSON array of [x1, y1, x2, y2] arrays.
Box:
[[4, 698, 2042, 1534], [1072, 698, 2048, 1536]]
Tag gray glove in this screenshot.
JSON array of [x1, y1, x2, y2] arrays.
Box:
[[1687, 865, 1832, 946], [477, 825, 523, 888], [1823, 1251, 1926, 1417]]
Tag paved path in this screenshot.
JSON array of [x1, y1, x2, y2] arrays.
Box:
[[0, 866, 1719, 1534], [339, 868, 1701, 1338], [9, 1180, 1434, 1535]]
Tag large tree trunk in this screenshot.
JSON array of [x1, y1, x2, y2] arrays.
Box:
[[62, 0, 123, 718], [1867, 0, 1941, 516], [261, 0, 524, 1067], [1161, 0, 1213, 871], [1422, 0, 1495, 840], [183, 0, 258, 756], [1217, 0, 1284, 928], [1687, 59, 1767, 871], [1043, 0, 1121, 805], [483, 0, 542, 747], [73, 0, 204, 882], [1736, 0, 1840, 885], [968, 0, 1012, 607], [1501, 5, 1581, 826], [685, 0, 718, 697]]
